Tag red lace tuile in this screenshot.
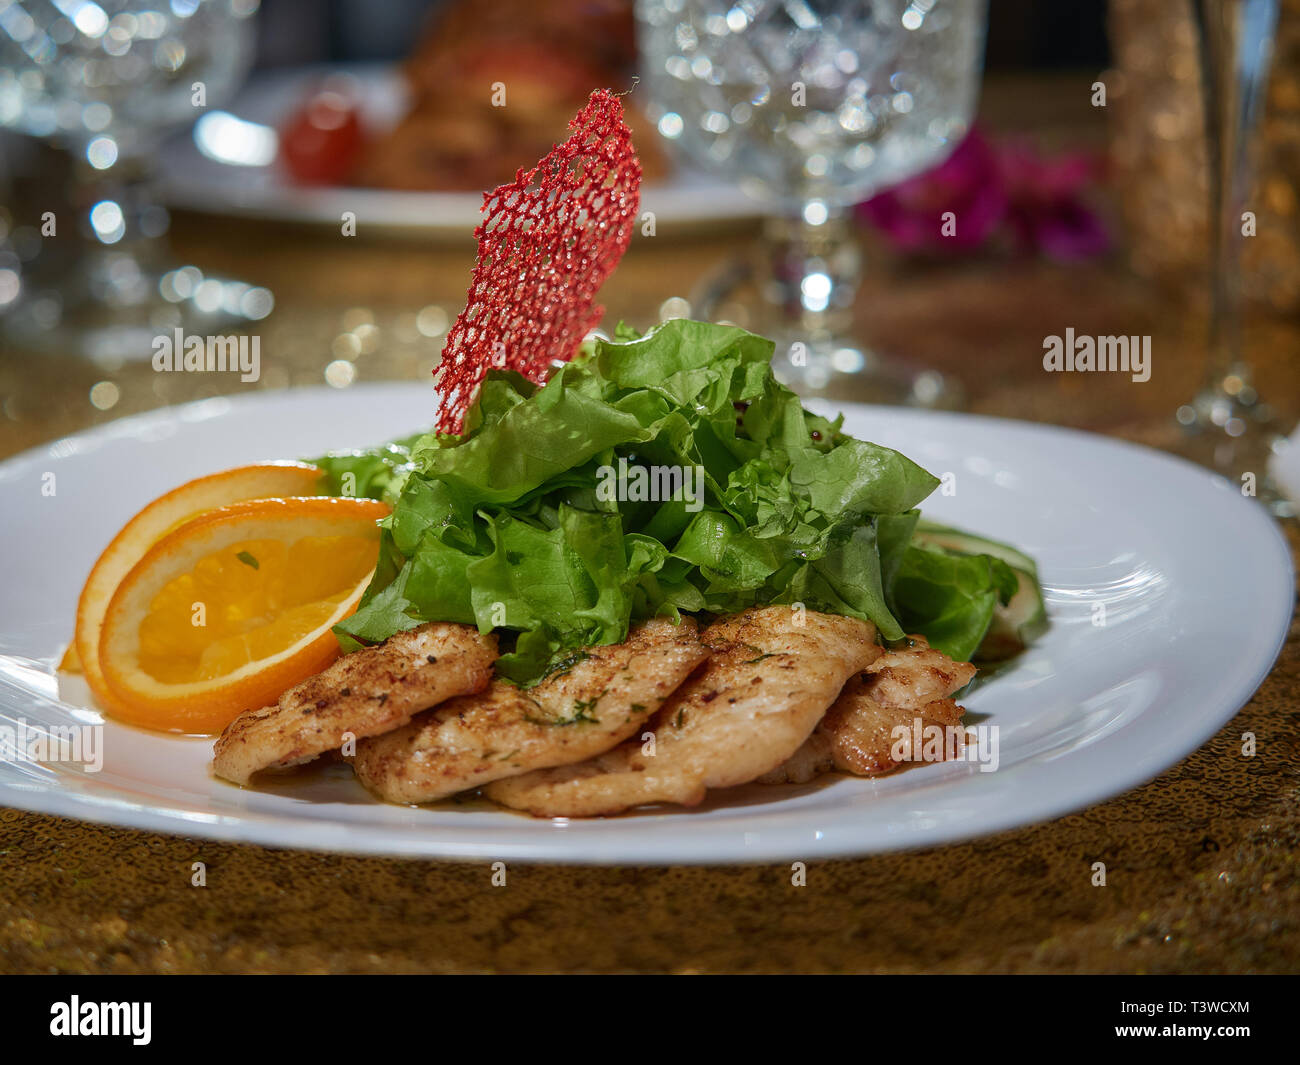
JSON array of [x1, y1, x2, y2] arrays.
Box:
[[432, 89, 642, 434]]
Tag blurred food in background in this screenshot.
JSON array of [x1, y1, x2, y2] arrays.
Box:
[[278, 76, 368, 186], [279, 0, 665, 190]]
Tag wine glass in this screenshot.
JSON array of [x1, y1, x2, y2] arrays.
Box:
[[0, 0, 270, 362], [1175, 0, 1295, 517], [635, 0, 987, 404]]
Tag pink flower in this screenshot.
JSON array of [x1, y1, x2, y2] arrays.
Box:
[[857, 128, 1006, 254], [995, 141, 1110, 261], [856, 128, 1110, 261]]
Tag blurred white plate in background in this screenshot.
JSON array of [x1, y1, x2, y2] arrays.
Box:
[[154, 63, 763, 238]]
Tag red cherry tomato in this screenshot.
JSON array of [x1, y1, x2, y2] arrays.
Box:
[[280, 89, 365, 186]]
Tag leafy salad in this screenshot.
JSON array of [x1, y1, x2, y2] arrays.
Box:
[[312, 319, 1045, 684]]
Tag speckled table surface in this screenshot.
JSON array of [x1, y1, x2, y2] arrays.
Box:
[[2, 77, 1298, 973]]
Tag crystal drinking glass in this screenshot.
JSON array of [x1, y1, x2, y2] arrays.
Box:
[[0, 0, 268, 361], [635, 0, 988, 404], [1175, 0, 1295, 517]]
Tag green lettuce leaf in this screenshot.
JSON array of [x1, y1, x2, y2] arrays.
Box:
[[889, 543, 1019, 661], [308, 318, 1034, 682], [311, 433, 423, 505]]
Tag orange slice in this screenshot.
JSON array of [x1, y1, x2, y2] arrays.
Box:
[[98, 496, 389, 735], [70, 462, 323, 701]]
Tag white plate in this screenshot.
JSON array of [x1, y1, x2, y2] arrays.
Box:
[[155, 64, 763, 237], [0, 384, 1290, 863]]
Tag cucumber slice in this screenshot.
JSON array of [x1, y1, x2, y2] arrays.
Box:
[[913, 520, 1039, 579], [978, 566, 1048, 660], [911, 521, 1046, 660]]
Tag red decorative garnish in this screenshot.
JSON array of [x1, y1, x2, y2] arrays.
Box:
[[432, 88, 642, 434]]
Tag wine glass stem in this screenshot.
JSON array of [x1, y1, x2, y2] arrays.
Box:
[[1193, 0, 1278, 397], [72, 152, 172, 295], [761, 205, 861, 346], [74, 152, 156, 231]]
